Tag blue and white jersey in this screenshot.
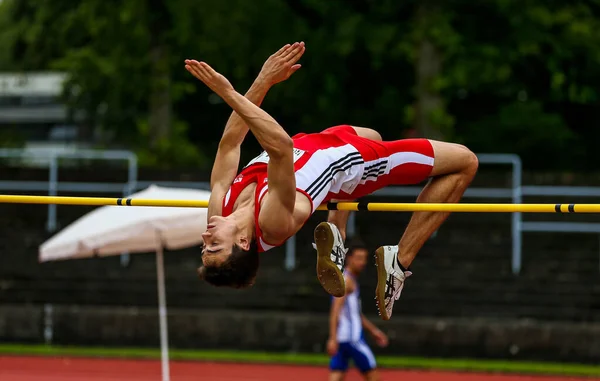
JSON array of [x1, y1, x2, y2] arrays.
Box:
[[335, 270, 363, 343]]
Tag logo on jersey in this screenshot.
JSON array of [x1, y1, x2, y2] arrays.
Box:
[[244, 148, 306, 167], [233, 175, 244, 184]]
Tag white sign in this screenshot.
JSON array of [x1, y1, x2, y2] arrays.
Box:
[[245, 148, 305, 167]]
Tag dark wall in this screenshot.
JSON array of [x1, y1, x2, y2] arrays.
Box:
[[1, 167, 599, 362], [1, 305, 599, 363]]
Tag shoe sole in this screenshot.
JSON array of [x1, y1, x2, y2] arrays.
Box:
[[374, 247, 391, 321], [314, 222, 345, 297]]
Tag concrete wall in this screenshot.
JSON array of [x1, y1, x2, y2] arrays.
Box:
[[1, 304, 599, 363]]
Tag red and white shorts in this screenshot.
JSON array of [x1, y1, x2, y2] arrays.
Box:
[[318, 125, 434, 200], [289, 125, 435, 210]]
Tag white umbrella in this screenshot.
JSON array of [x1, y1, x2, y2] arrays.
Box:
[[38, 184, 210, 381]]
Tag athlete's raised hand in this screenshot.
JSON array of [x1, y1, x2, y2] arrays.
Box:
[[185, 60, 234, 96], [258, 41, 305, 85]]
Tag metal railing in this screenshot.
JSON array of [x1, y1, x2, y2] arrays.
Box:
[[344, 156, 600, 274], [286, 154, 523, 273], [0, 148, 138, 232], [521, 186, 600, 233], [0, 150, 597, 274]]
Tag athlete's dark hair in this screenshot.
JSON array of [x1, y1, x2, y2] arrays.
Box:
[[197, 240, 260, 289], [346, 239, 368, 257]]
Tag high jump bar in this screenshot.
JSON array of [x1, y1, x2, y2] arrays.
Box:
[[0, 194, 599, 213]]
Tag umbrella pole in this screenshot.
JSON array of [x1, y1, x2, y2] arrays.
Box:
[[156, 245, 170, 381]]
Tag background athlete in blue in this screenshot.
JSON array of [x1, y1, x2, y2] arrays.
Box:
[[327, 243, 389, 381]]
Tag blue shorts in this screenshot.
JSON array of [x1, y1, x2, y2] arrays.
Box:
[[329, 339, 377, 373]]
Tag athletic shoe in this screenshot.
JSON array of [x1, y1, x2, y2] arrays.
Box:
[[313, 222, 348, 297], [374, 245, 412, 320]]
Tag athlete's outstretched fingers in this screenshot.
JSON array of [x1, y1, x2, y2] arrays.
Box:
[[185, 65, 203, 81], [274, 43, 291, 57], [197, 62, 208, 73], [184, 59, 206, 80], [189, 63, 212, 85], [184, 59, 195, 73], [191, 62, 208, 79], [185, 59, 201, 69], [185, 62, 200, 76], [190, 64, 206, 81], [199, 62, 219, 79], [281, 42, 301, 61], [289, 43, 305, 63]]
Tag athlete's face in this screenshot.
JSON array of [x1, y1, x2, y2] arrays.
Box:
[[201, 216, 247, 265], [347, 248, 368, 274]]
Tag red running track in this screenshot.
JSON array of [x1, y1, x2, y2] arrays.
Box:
[[0, 356, 597, 381]]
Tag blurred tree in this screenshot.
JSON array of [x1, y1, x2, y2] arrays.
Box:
[[403, 0, 454, 140], [1, 0, 600, 170], [0, 0, 204, 167], [442, 0, 600, 169]]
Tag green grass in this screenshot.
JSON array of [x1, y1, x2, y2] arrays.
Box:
[[1, 344, 599, 378]]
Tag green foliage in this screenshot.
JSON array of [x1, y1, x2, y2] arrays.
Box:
[[442, 1, 600, 169], [462, 101, 580, 168], [135, 118, 207, 169], [0, 128, 25, 148], [0, 128, 26, 167], [1, 0, 600, 170]]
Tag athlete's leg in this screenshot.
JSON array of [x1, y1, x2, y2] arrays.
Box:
[[315, 126, 383, 296], [326, 125, 382, 239], [326, 205, 350, 241], [397, 140, 478, 267], [350, 126, 382, 142], [320, 124, 382, 143], [329, 345, 350, 381], [375, 140, 478, 320], [348, 340, 378, 381], [363, 370, 380, 381]]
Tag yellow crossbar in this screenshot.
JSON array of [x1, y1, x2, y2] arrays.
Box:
[[0, 194, 599, 213]]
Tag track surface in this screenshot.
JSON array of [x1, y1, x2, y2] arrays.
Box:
[[0, 356, 597, 381]]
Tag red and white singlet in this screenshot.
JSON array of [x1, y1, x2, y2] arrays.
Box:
[[222, 125, 435, 252]]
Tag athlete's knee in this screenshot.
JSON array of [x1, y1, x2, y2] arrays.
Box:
[[367, 130, 383, 142], [448, 143, 478, 179], [351, 126, 382, 141], [430, 140, 478, 177], [456, 144, 478, 176], [329, 371, 345, 381]]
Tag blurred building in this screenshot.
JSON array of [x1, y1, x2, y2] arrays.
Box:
[[0, 72, 87, 165]]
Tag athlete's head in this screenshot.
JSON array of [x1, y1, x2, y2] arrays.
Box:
[[197, 215, 259, 288], [345, 242, 369, 275]]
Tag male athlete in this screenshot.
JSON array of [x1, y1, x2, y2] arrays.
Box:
[[328, 243, 388, 381], [185, 42, 478, 320]]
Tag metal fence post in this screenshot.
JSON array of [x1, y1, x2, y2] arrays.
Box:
[[47, 155, 58, 232], [512, 156, 523, 275]]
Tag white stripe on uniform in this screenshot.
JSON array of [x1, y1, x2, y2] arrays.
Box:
[[336, 271, 363, 343]]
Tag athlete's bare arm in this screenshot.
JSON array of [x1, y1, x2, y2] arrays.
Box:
[[203, 79, 270, 218], [361, 314, 388, 347], [189, 44, 305, 240], [185, 43, 305, 218]]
